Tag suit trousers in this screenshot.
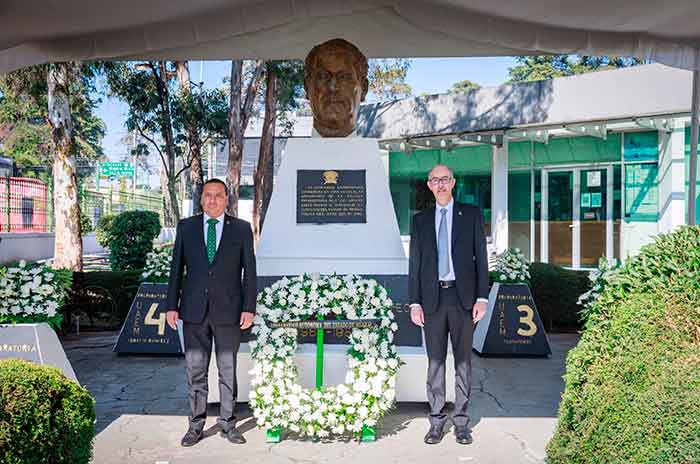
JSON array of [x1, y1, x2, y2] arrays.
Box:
[[183, 309, 241, 431], [423, 286, 473, 427]]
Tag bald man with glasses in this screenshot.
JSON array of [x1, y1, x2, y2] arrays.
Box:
[[408, 164, 489, 445]]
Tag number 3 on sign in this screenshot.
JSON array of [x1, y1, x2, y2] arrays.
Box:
[[144, 303, 166, 336], [516, 305, 537, 336]]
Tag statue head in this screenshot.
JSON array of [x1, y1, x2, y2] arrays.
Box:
[[304, 38, 369, 137]]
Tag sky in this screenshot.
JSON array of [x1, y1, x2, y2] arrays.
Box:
[[95, 56, 518, 163]]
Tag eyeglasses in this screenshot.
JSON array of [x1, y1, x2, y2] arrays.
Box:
[[428, 176, 453, 186]]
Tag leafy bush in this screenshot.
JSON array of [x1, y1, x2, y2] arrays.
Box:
[[79, 210, 93, 234], [576, 256, 621, 322], [0, 261, 73, 329], [106, 211, 161, 271], [94, 213, 115, 248], [547, 226, 700, 463], [527, 262, 590, 332], [0, 359, 95, 464]]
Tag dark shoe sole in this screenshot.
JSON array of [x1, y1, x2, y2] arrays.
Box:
[[220, 430, 246, 444], [180, 437, 201, 447]]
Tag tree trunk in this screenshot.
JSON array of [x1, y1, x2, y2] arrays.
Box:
[[160, 164, 175, 227], [48, 63, 83, 271], [226, 60, 243, 217], [226, 60, 264, 217], [253, 65, 277, 246], [261, 137, 274, 230], [175, 60, 204, 216], [153, 61, 180, 222]]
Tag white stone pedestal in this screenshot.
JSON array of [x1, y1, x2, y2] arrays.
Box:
[[208, 138, 453, 403]]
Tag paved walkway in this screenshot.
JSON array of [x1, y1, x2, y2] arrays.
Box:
[[62, 332, 579, 464]]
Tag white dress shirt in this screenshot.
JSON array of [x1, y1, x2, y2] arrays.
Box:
[[203, 212, 225, 251]]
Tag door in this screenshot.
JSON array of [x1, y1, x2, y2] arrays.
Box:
[[579, 168, 608, 267], [546, 170, 574, 267], [541, 166, 613, 268]]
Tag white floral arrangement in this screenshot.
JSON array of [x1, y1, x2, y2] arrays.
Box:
[[249, 273, 401, 438], [140, 244, 174, 283], [493, 248, 530, 284], [0, 260, 71, 328]]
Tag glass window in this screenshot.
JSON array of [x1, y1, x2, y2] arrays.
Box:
[[534, 134, 622, 166], [624, 163, 658, 223], [389, 145, 491, 235], [624, 131, 658, 162]]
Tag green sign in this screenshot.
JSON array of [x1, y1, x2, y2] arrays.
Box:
[[101, 162, 134, 178]]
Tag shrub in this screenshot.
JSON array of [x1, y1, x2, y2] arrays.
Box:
[[79, 210, 93, 234], [547, 226, 700, 463], [106, 211, 161, 271], [62, 270, 142, 331], [527, 262, 590, 332], [0, 261, 73, 329], [0, 359, 95, 464], [576, 257, 621, 322], [94, 213, 115, 248]]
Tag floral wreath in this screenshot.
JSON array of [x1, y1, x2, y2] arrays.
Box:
[[249, 273, 401, 438]]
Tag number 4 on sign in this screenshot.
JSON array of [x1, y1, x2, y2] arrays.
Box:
[[144, 303, 166, 336]]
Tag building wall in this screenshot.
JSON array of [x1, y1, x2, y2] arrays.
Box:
[[0, 232, 105, 265], [388, 130, 666, 268]]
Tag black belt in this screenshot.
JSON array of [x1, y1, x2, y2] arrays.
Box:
[[439, 280, 456, 289]]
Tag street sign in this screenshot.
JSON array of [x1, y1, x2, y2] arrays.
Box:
[[101, 162, 134, 178]]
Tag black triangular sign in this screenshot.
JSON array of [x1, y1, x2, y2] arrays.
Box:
[[113, 283, 184, 355], [472, 283, 551, 356]]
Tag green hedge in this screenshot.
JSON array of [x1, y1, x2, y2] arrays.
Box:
[[0, 359, 95, 464], [62, 270, 142, 331], [527, 263, 590, 332], [106, 210, 161, 272], [547, 226, 700, 463], [94, 213, 115, 248]]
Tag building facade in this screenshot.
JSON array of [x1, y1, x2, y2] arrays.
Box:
[[212, 63, 697, 270]]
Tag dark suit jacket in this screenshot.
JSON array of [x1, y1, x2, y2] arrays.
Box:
[[408, 202, 489, 314], [166, 214, 257, 324]]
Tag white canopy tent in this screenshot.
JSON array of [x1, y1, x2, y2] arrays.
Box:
[[1, 0, 699, 221]]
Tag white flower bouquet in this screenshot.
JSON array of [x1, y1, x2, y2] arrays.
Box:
[[140, 243, 174, 283], [0, 260, 72, 328], [492, 248, 530, 284]]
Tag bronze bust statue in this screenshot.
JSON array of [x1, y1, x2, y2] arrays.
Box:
[[304, 38, 369, 137]]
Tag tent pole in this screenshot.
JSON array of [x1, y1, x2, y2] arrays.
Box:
[[689, 70, 699, 225]]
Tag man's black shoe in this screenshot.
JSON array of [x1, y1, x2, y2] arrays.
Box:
[[180, 428, 203, 447], [424, 424, 444, 444], [454, 426, 473, 445], [220, 426, 246, 444]]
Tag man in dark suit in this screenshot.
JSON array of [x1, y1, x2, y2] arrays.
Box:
[[166, 178, 256, 447], [408, 164, 489, 445]]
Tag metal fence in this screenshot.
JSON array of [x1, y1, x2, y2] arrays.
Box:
[[80, 187, 164, 230], [0, 177, 50, 232], [0, 176, 163, 233]]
